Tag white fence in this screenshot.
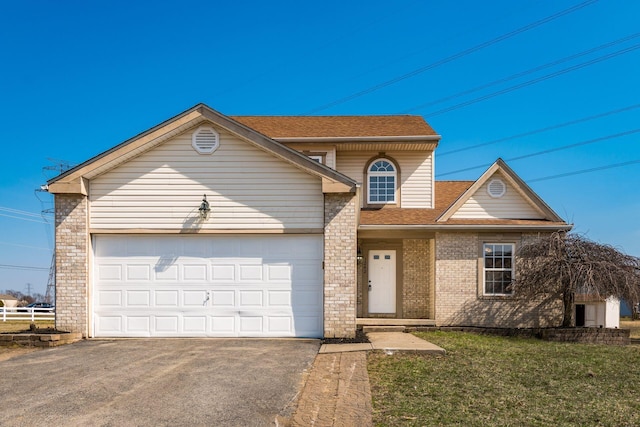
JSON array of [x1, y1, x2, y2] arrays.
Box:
[[1, 307, 55, 322]]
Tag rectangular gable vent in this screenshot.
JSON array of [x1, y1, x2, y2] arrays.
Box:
[[192, 126, 220, 154]]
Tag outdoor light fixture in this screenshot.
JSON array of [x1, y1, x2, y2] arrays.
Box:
[[198, 194, 211, 220], [357, 247, 363, 263]]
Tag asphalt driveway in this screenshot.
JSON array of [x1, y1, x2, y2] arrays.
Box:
[[0, 338, 320, 426]]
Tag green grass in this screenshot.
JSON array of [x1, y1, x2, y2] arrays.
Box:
[[368, 331, 640, 426], [0, 320, 54, 333]]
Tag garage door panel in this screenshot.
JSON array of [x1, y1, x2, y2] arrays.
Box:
[[155, 290, 179, 306], [97, 316, 123, 334], [155, 265, 178, 280], [127, 290, 150, 306], [183, 316, 207, 333], [126, 264, 150, 281], [211, 264, 235, 281], [268, 291, 290, 306], [183, 264, 207, 281], [127, 316, 150, 332], [239, 317, 263, 334], [93, 235, 323, 337], [154, 316, 179, 333], [212, 316, 235, 334], [239, 264, 263, 281], [211, 290, 235, 307], [98, 291, 122, 306], [98, 264, 122, 281]]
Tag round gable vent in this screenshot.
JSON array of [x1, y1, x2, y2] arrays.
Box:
[[192, 126, 220, 154], [487, 178, 506, 198]]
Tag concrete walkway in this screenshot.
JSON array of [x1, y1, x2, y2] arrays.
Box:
[[289, 331, 445, 426]]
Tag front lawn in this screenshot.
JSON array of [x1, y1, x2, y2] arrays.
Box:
[[368, 331, 640, 426]]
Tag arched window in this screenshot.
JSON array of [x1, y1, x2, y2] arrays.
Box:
[[367, 159, 397, 204]]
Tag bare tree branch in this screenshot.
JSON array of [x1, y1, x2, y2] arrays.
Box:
[[514, 232, 640, 327]]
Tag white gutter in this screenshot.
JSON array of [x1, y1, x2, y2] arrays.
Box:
[[273, 135, 441, 143], [359, 224, 574, 231]]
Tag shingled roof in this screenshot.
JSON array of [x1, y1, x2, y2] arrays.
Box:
[[232, 115, 437, 139]]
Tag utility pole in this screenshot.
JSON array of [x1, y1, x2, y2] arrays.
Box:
[[45, 254, 55, 304], [38, 158, 74, 307], [25, 283, 32, 296]]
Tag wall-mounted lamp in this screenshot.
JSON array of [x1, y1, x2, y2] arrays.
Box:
[[198, 194, 211, 220], [357, 247, 363, 264]]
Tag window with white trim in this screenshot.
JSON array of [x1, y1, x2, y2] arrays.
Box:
[[483, 243, 514, 295], [367, 159, 396, 204]]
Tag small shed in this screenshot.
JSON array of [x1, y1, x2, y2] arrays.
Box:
[[0, 294, 19, 308], [575, 295, 620, 329]]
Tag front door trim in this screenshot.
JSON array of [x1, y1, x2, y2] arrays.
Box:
[[361, 240, 403, 318]]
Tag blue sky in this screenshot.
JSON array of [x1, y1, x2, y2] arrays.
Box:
[[1, 0, 639, 296]]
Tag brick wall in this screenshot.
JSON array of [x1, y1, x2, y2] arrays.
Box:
[[435, 231, 562, 328], [323, 193, 358, 338], [402, 239, 431, 318], [54, 194, 89, 336]]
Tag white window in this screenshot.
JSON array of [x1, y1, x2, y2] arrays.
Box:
[[483, 243, 514, 295], [307, 155, 324, 163], [368, 159, 396, 204]]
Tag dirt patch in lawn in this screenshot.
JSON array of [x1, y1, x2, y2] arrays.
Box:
[[0, 346, 41, 362]]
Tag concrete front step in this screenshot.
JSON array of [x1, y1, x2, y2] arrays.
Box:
[[357, 318, 436, 327], [362, 325, 406, 333]]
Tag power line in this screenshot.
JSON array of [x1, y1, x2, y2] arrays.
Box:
[[303, 0, 599, 114], [438, 103, 640, 157], [0, 207, 52, 218], [437, 128, 640, 177], [529, 159, 640, 182], [0, 241, 52, 251], [421, 42, 640, 117], [0, 213, 51, 224], [0, 264, 49, 271], [403, 31, 640, 114]]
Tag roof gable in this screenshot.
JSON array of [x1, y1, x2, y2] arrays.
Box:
[[47, 104, 356, 194], [437, 159, 564, 223]]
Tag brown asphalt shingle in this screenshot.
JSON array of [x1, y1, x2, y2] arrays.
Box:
[[232, 115, 437, 138], [360, 181, 472, 225], [360, 181, 567, 227]]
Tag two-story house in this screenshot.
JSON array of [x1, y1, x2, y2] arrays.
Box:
[[47, 104, 570, 338]]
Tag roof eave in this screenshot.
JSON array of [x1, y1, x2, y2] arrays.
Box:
[[273, 135, 441, 143], [359, 223, 574, 231]]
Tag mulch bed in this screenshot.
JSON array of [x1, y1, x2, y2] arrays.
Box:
[[322, 329, 370, 344]]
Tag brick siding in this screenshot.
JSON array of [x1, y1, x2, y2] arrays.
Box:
[[435, 231, 562, 328], [323, 193, 358, 338], [402, 239, 432, 318], [54, 194, 89, 336]]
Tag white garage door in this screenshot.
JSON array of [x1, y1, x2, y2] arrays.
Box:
[[92, 235, 323, 338]]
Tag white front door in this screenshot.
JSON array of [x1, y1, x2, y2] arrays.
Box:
[[368, 250, 396, 314]]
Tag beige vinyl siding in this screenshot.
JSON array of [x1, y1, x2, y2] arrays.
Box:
[[90, 128, 324, 230], [335, 151, 433, 208], [451, 172, 544, 219]]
